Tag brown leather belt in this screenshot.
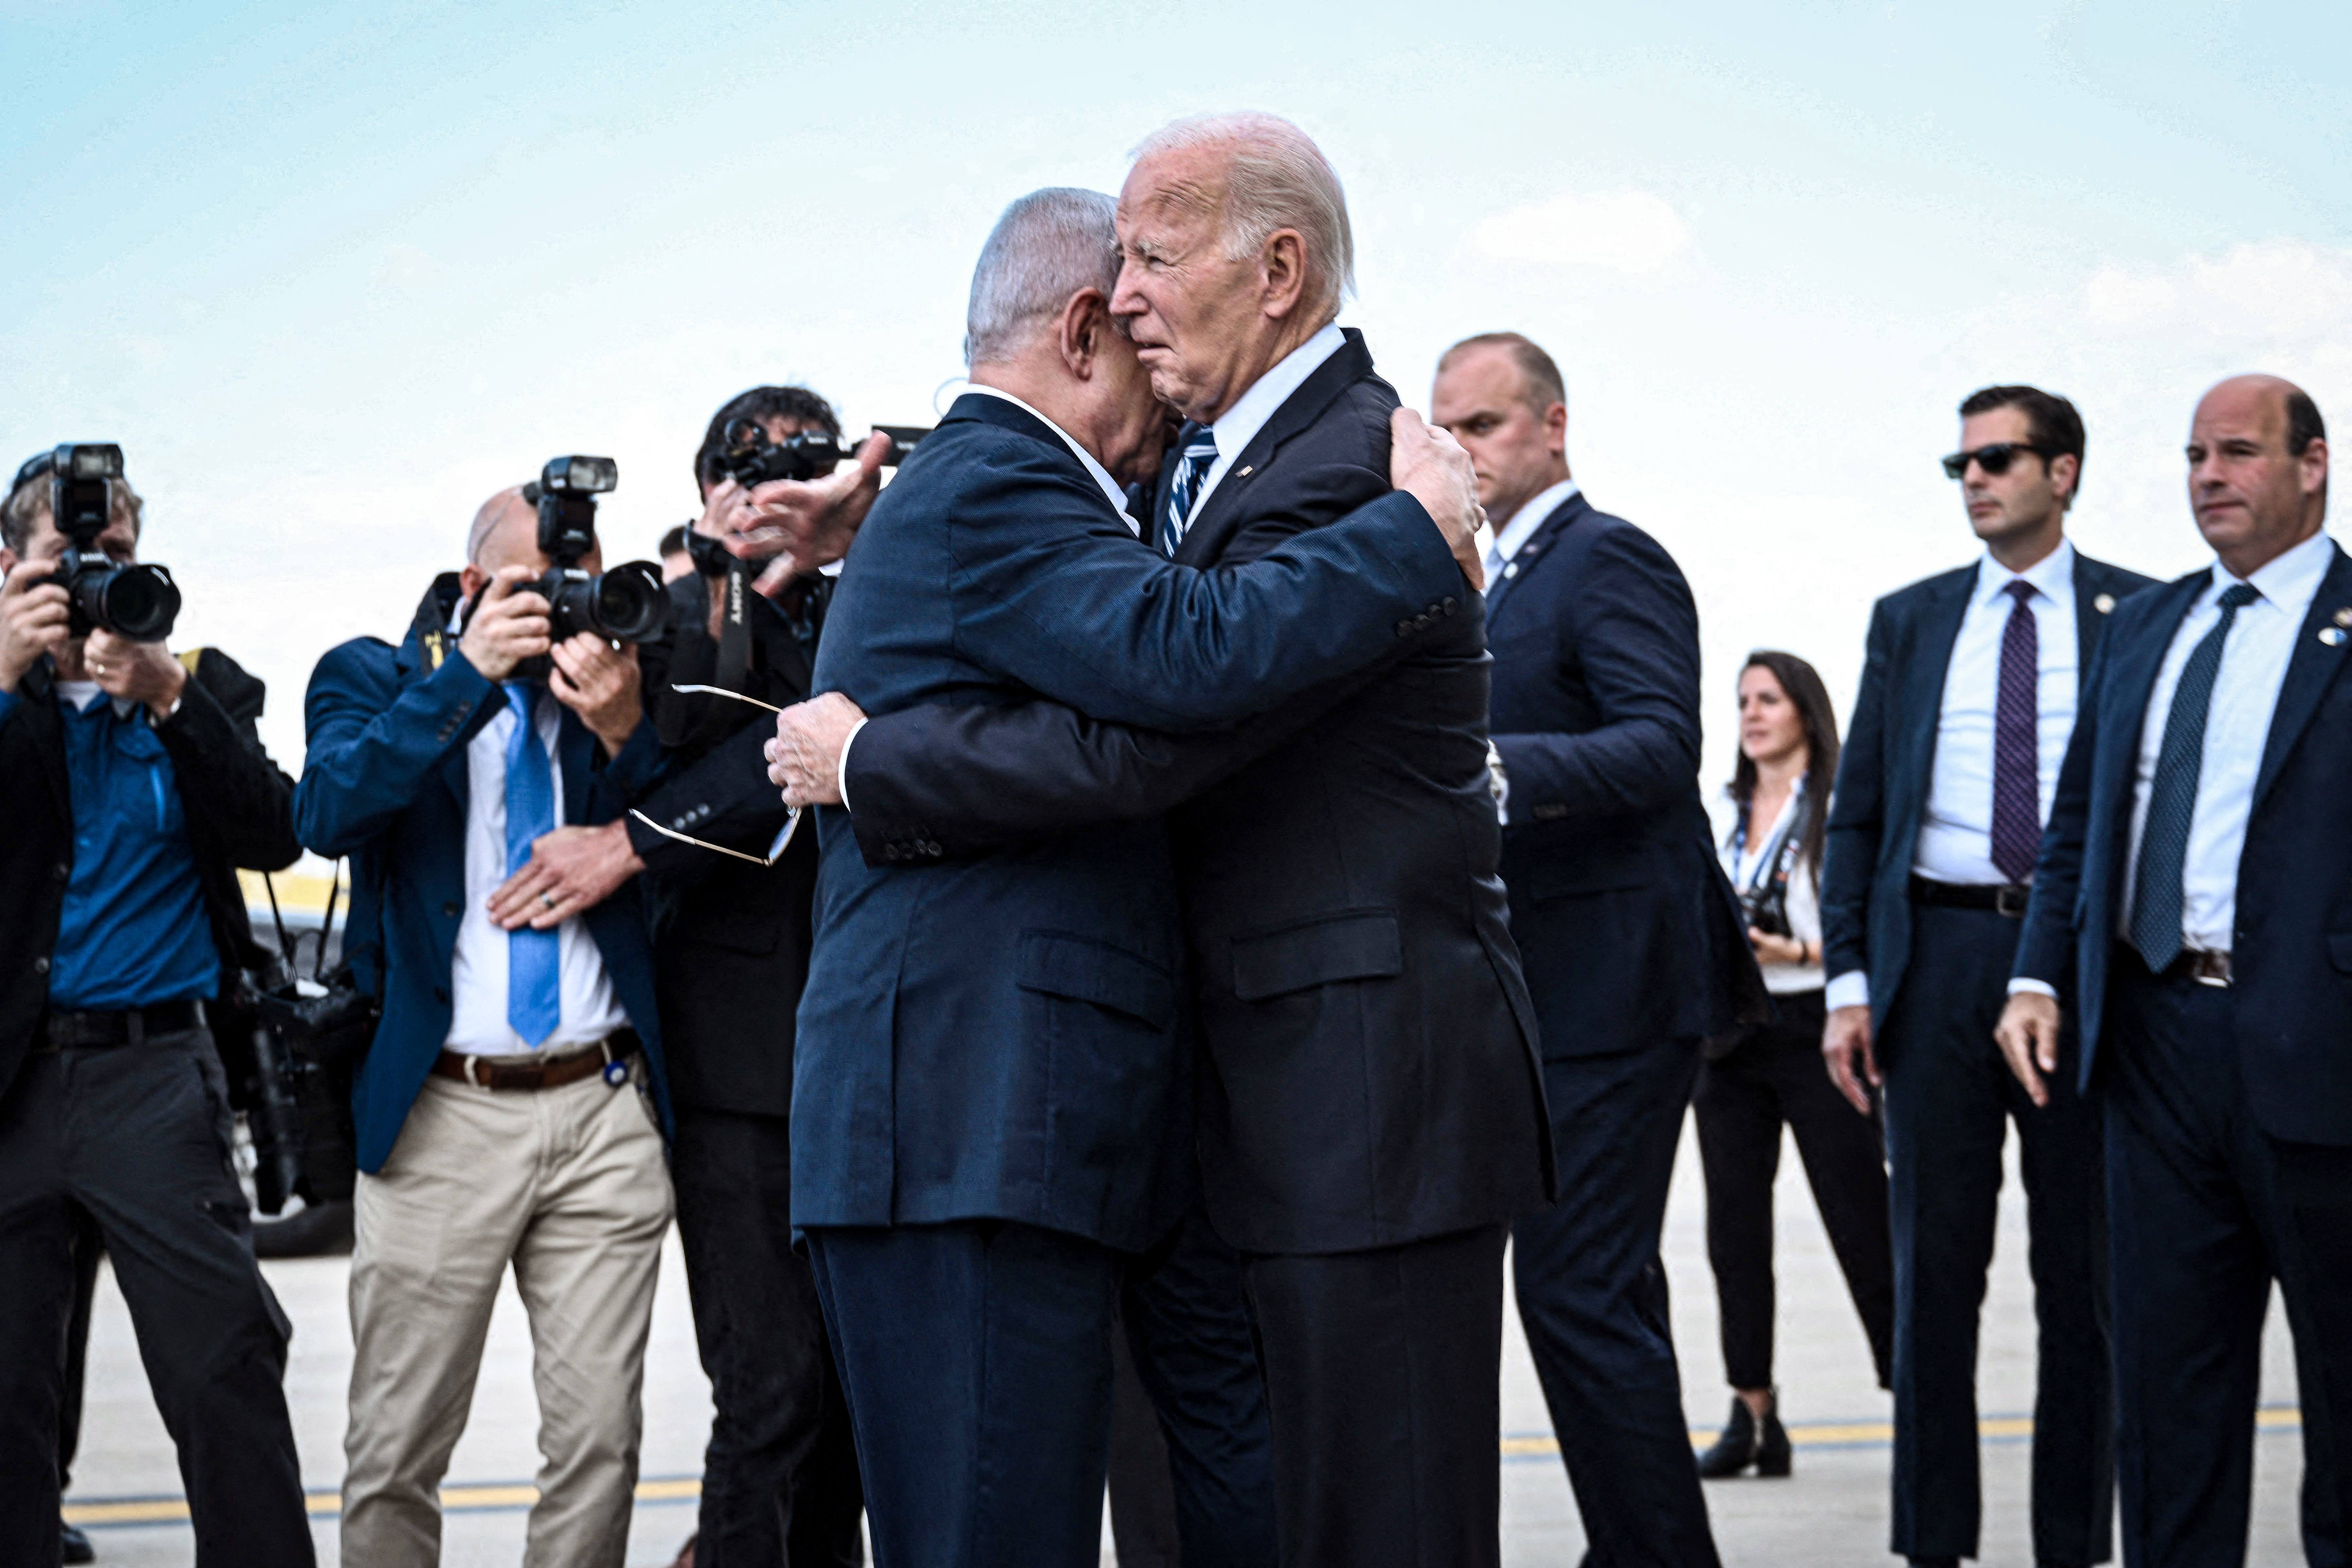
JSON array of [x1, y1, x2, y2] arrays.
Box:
[[431, 1030, 640, 1091]]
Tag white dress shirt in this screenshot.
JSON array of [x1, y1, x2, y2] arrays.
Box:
[[1179, 320, 1348, 530], [1828, 540, 2080, 1015], [1481, 477, 1582, 586], [837, 384, 1139, 812], [2119, 531, 2334, 955], [446, 686, 628, 1055], [1712, 783, 1825, 996], [1913, 539, 2080, 885]]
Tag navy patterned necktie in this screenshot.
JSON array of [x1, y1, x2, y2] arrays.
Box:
[[1161, 423, 1218, 555], [1990, 579, 2042, 884], [2129, 581, 2262, 971]]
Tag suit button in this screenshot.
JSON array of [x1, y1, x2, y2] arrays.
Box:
[[883, 845, 902, 862], [1394, 619, 1412, 637], [1442, 596, 1458, 613], [442, 901, 461, 918], [32, 956, 49, 975], [925, 840, 942, 857], [53, 862, 70, 882]]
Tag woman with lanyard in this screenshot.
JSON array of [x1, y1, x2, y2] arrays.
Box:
[[1694, 651, 1895, 1479]]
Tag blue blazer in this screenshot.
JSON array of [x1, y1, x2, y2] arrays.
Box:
[[293, 579, 672, 1173], [793, 390, 1464, 1252], [1484, 490, 1766, 1059], [2015, 542, 2352, 1144], [1821, 548, 2156, 1031]]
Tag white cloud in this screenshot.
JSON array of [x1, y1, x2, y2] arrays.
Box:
[[2081, 238, 2352, 343], [1470, 190, 1695, 275]]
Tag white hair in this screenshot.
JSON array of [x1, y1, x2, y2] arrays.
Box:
[[963, 188, 1121, 367], [1130, 112, 1355, 322]]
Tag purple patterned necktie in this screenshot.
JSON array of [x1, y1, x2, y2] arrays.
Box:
[[1990, 578, 2042, 884]]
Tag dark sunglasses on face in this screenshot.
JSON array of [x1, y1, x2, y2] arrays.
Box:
[[1941, 442, 2049, 481]]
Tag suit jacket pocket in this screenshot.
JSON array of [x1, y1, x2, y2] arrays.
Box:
[[1017, 931, 1176, 1030], [1229, 908, 1402, 1002]]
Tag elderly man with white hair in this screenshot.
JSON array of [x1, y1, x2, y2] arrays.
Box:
[[772, 116, 1554, 1568], [782, 185, 1485, 1566]]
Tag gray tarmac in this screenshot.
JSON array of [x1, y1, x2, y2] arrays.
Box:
[[67, 1115, 2311, 1566]]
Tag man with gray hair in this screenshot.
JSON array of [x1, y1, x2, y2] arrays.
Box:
[[781, 186, 1486, 1566], [772, 118, 1553, 1568]]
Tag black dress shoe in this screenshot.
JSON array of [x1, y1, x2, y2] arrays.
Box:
[[62, 1520, 96, 1564], [1754, 1403, 1791, 1477], [1695, 1397, 1759, 1477]]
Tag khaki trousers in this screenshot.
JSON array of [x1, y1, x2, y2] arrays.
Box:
[[342, 1063, 673, 1568]]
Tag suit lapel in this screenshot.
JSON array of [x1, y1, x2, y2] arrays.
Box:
[[1485, 494, 1588, 627], [1899, 571, 1973, 806], [1173, 330, 1377, 565], [23, 661, 70, 819], [2073, 554, 2121, 668], [2094, 574, 2207, 800], [2254, 543, 2352, 806]]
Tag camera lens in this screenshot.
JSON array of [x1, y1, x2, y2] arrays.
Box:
[[70, 559, 181, 641], [590, 562, 669, 643]]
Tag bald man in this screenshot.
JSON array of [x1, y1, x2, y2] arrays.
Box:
[[296, 489, 677, 1568], [1998, 375, 2352, 1566]]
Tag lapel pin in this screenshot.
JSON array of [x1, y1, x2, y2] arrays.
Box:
[[2334, 606, 2352, 627], [1236, 465, 1254, 478], [2323, 627, 2346, 647], [2093, 593, 2116, 614]]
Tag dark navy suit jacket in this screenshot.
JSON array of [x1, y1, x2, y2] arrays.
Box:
[[294, 579, 673, 1173], [2014, 542, 2352, 1144], [792, 388, 1467, 1253], [1482, 490, 1765, 1062], [1821, 548, 2156, 1033], [830, 335, 1555, 1256]]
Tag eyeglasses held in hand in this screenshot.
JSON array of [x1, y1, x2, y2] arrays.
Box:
[[625, 684, 801, 867], [1940, 442, 2050, 481]]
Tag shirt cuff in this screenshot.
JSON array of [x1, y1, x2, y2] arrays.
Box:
[[834, 717, 869, 815], [2006, 978, 2059, 1000], [1823, 970, 1870, 1013]]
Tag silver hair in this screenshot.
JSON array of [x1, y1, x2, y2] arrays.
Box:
[[963, 188, 1122, 367], [1130, 112, 1355, 322]]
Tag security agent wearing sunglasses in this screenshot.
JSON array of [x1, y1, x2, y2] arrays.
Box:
[[1815, 387, 2156, 1568], [0, 447, 315, 1565]]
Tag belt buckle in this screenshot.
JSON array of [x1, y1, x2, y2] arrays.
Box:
[[1995, 885, 2030, 919], [2193, 951, 2233, 988]]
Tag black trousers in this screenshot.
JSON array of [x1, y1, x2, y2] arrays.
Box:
[[1881, 904, 2112, 1565], [0, 1028, 313, 1567], [672, 1106, 863, 1567], [1694, 988, 1895, 1392], [60, 1216, 100, 1491], [807, 1220, 1120, 1568], [2103, 956, 2352, 1568], [1515, 1036, 1720, 1568], [1243, 1225, 1508, 1568], [1108, 1207, 1278, 1568]]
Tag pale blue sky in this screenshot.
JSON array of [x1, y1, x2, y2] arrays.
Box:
[[7, 0, 2351, 777]]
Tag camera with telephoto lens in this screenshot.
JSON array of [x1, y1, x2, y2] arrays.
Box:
[[690, 421, 931, 577], [500, 455, 669, 675], [1738, 880, 1792, 940], [36, 443, 183, 640]]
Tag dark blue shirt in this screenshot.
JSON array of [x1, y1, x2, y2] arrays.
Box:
[[0, 683, 221, 1009]]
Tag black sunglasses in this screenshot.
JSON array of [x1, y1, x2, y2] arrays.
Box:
[[1941, 442, 2050, 481]]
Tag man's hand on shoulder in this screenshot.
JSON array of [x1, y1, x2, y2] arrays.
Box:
[[1389, 408, 1487, 590], [458, 565, 551, 682], [766, 692, 867, 807], [735, 431, 893, 599]]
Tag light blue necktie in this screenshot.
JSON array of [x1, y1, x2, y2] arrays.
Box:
[[2128, 582, 2260, 971], [1161, 424, 1218, 555], [502, 682, 563, 1047]]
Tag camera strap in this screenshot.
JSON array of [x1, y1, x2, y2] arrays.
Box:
[[680, 560, 758, 753]]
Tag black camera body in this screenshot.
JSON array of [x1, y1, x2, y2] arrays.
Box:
[[714, 419, 929, 488], [43, 443, 182, 641], [506, 455, 668, 676]]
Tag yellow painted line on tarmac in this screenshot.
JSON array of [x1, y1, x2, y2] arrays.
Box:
[[66, 1406, 2312, 1528]]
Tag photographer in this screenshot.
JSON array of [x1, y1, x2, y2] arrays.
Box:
[[500, 385, 867, 1568], [0, 453, 314, 1566], [295, 483, 673, 1568]]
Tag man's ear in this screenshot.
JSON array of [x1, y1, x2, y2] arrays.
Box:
[[1059, 288, 1107, 378], [2049, 452, 2081, 506], [1544, 401, 1569, 459], [1259, 229, 1308, 321], [2301, 437, 2329, 497], [459, 564, 491, 602], [0, 546, 16, 577]]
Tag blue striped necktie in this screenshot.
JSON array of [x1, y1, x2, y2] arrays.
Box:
[[502, 682, 563, 1047], [2128, 582, 2260, 971], [1161, 424, 1218, 555]]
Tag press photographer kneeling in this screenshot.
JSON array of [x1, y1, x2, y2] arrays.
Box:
[[294, 464, 675, 1567], [0, 446, 315, 1565]]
